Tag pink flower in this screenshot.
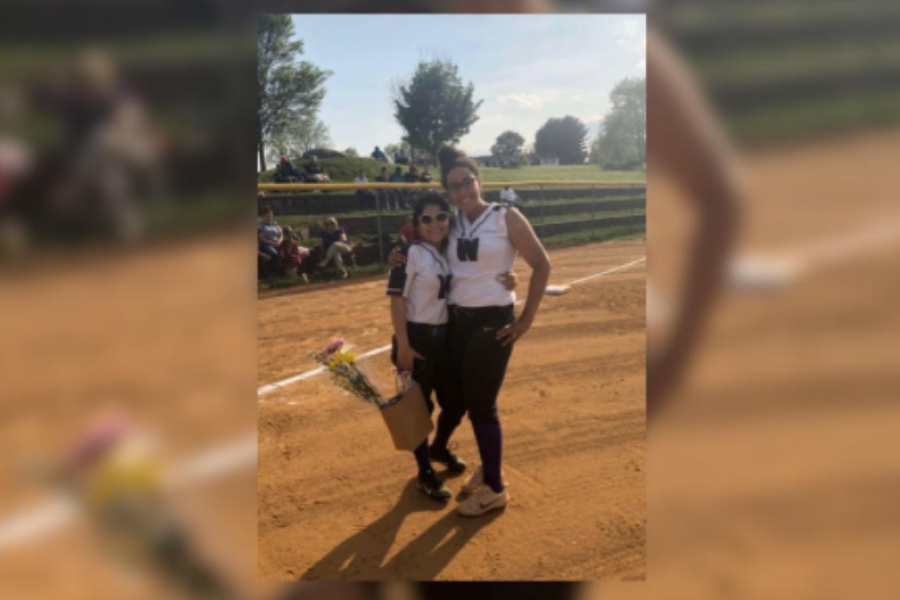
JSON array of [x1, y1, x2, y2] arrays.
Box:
[[322, 338, 344, 355]]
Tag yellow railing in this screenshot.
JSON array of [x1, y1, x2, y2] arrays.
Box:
[[257, 180, 646, 192]]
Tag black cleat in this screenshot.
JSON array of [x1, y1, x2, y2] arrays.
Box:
[[417, 470, 451, 501], [429, 445, 467, 473]]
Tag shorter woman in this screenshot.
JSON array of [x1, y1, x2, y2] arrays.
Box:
[[387, 193, 516, 501]]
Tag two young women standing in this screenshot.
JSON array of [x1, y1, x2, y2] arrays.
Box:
[[388, 146, 551, 517]]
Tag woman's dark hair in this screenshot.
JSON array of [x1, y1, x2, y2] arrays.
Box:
[[438, 145, 480, 190], [412, 192, 453, 254]]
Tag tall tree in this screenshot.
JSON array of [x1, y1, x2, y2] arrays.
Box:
[[393, 59, 482, 165], [257, 15, 331, 171], [343, 147, 359, 158], [534, 116, 589, 165], [491, 130, 526, 158], [593, 77, 645, 169], [265, 117, 332, 166]]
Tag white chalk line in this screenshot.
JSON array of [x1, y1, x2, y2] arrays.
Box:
[[730, 214, 900, 290], [0, 497, 77, 554], [257, 344, 392, 396], [258, 256, 647, 400], [0, 435, 258, 554]]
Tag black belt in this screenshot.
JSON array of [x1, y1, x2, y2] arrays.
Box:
[[408, 322, 448, 337], [449, 305, 514, 320]]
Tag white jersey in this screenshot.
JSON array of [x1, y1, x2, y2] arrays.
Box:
[[448, 203, 517, 308], [386, 242, 452, 325]]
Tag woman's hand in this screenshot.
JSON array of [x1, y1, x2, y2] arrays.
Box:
[[498, 271, 519, 291], [396, 342, 424, 373], [496, 317, 532, 347], [388, 246, 408, 269]]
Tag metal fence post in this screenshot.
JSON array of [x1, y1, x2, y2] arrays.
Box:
[[375, 187, 385, 267], [591, 184, 597, 241], [538, 184, 546, 239]]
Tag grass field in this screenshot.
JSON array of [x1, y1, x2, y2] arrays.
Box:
[[260, 160, 645, 185], [478, 164, 645, 183]]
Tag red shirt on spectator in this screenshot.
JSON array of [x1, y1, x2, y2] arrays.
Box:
[[280, 238, 308, 266]]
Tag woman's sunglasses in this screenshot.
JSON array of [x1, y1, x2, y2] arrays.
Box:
[[419, 213, 449, 225]]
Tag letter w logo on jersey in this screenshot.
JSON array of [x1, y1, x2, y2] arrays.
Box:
[[456, 238, 479, 262], [438, 274, 452, 300]]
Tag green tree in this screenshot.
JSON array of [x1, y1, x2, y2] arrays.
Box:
[[593, 77, 645, 169], [265, 117, 332, 165], [490, 130, 526, 159], [257, 15, 331, 171], [344, 147, 359, 157], [393, 59, 482, 165], [534, 116, 588, 165]]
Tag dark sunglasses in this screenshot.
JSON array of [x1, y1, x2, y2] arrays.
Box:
[[419, 213, 449, 225]]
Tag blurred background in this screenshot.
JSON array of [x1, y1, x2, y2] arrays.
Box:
[[2, 0, 900, 599]]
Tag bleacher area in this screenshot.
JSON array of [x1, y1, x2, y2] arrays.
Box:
[[658, 1, 900, 143], [258, 183, 646, 272]]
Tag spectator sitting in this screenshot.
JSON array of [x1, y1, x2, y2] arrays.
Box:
[[317, 217, 353, 279], [389, 166, 406, 210], [371, 146, 388, 161], [354, 169, 375, 208], [274, 156, 304, 183], [499, 185, 522, 206], [419, 165, 433, 184], [375, 166, 399, 212], [258, 205, 282, 263], [280, 225, 310, 282], [403, 164, 421, 204], [304, 156, 331, 183], [398, 215, 417, 244]]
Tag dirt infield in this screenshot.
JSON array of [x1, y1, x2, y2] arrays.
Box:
[[642, 130, 900, 599], [257, 241, 648, 581]]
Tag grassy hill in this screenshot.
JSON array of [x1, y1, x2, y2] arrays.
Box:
[[259, 157, 395, 183], [259, 159, 646, 185]]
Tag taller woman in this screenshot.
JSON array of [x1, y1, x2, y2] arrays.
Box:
[[438, 146, 551, 517]]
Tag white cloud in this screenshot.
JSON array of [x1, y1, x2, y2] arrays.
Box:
[[573, 94, 584, 101], [614, 18, 646, 53], [635, 59, 646, 71], [498, 93, 544, 109]]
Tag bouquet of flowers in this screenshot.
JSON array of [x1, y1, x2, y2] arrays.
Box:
[[308, 338, 389, 408]]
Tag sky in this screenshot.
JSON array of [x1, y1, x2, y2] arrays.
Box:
[[287, 14, 645, 158]]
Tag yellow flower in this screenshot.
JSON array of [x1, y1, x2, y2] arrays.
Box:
[[342, 351, 357, 364]]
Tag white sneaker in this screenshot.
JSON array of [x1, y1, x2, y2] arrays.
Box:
[[461, 465, 506, 495], [457, 484, 508, 517]]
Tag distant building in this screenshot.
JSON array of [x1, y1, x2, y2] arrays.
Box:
[[474, 154, 558, 168], [528, 154, 559, 166], [473, 155, 505, 168]]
